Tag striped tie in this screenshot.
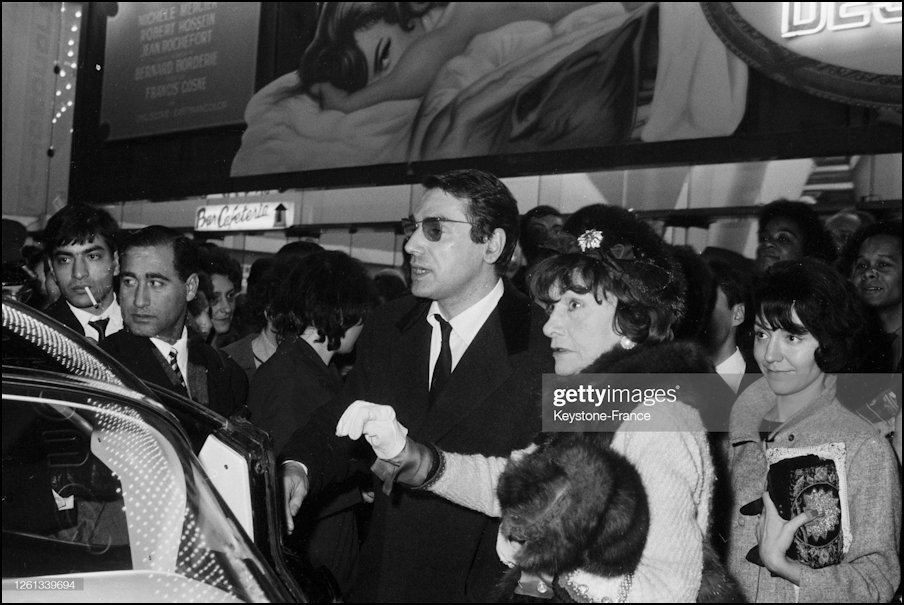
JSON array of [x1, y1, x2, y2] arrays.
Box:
[[168, 349, 186, 390]]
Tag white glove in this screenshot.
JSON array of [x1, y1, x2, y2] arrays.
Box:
[[336, 400, 408, 459]]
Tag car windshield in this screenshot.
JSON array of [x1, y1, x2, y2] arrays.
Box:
[[2, 384, 274, 602]]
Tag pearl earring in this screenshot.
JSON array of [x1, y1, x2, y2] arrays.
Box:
[[620, 336, 636, 350]]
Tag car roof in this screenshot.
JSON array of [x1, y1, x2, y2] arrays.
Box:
[[2, 300, 157, 400]]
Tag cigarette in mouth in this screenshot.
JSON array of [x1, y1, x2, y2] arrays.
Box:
[[85, 287, 99, 308]]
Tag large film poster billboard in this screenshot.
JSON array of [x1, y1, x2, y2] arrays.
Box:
[[71, 2, 901, 203], [230, 2, 749, 176]]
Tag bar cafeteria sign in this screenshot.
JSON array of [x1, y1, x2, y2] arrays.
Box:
[[195, 201, 294, 232], [701, 2, 901, 108]]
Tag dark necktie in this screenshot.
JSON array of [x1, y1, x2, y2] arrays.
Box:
[[430, 314, 453, 404], [88, 318, 109, 343], [169, 349, 187, 391]]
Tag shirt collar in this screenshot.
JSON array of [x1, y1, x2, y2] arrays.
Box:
[[715, 347, 745, 393], [68, 299, 123, 338], [427, 279, 504, 347], [150, 327, 189, 369]]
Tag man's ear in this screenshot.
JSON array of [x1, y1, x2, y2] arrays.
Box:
[[112, 250, 120, 277], [731, 303, 745, 328], [483, 228, 506, 265], [185, 273, 199, 302]]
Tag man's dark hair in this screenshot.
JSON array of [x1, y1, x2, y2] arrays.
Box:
[[758, 199, 836, 264], [423, 169, 520, 274], [244, 256, 304, 333], [669, 245, 717, 344], [43, 203, 119, 256], [271, 250, 378, 350], [523, 205, 562, 223], [374, 269, 409, 304], [276, 240, 324, 260], [246, 257, 275, 292], [120, 225, 200, 282], [707, 259, 755, 333], [520, 205, 563, 262]]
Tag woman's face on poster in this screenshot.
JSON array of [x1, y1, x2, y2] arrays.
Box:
[[354, 19, 421, 84]]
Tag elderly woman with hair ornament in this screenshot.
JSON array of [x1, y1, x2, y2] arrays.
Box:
[[336, 214, 743, 602]]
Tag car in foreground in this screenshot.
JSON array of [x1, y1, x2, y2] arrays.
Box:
[[2, 300, 331, 602]]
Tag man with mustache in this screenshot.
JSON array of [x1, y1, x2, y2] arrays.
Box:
[[101, 225, 246, 417]]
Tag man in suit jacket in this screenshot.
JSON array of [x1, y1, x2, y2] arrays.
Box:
[[281, 169, 552, 602], [42, 203, 123, 342], [101, 226, 246, 417]]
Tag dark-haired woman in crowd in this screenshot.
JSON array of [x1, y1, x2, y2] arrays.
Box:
[[247, 250, 378, 596], [727, 258, 900, 602], [755, 199, 836, 273], [200, 245, 243, 348]]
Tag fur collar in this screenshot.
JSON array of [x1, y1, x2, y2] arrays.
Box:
[[582, 339, 715, 375], [582, 340, 734, 433]]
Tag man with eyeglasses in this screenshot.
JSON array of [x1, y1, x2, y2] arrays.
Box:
[[280, 169, 551, 602]]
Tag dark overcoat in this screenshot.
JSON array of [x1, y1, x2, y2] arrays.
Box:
[[281, 282, 552, 602]]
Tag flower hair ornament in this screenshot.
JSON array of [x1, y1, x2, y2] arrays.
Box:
[[557, 228, 687, 325], [577, 229, 604, 252], [573, 228, 661, 275], [578, 229, 639, 262]]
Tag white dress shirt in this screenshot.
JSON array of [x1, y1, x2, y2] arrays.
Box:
[[69, 299, 123, 342], [715, 346, 746, 394], [426, 279, 504, 385], [150, 327, 190, 395]]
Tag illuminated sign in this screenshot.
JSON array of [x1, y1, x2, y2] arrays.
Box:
[[701, 2, 901, 108], [195, 200, 295, 232], [782, 2, 902, 38]]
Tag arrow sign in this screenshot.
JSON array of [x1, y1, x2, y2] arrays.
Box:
[[195, 201, 295, 231]]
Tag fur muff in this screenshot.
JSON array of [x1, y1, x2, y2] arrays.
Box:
[[496, 432, 649, 584]]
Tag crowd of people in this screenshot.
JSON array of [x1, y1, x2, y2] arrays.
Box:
[[1, 168, 901, 602]]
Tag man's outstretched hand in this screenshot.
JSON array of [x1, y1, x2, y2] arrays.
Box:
[[282, 461, 309, 534]]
